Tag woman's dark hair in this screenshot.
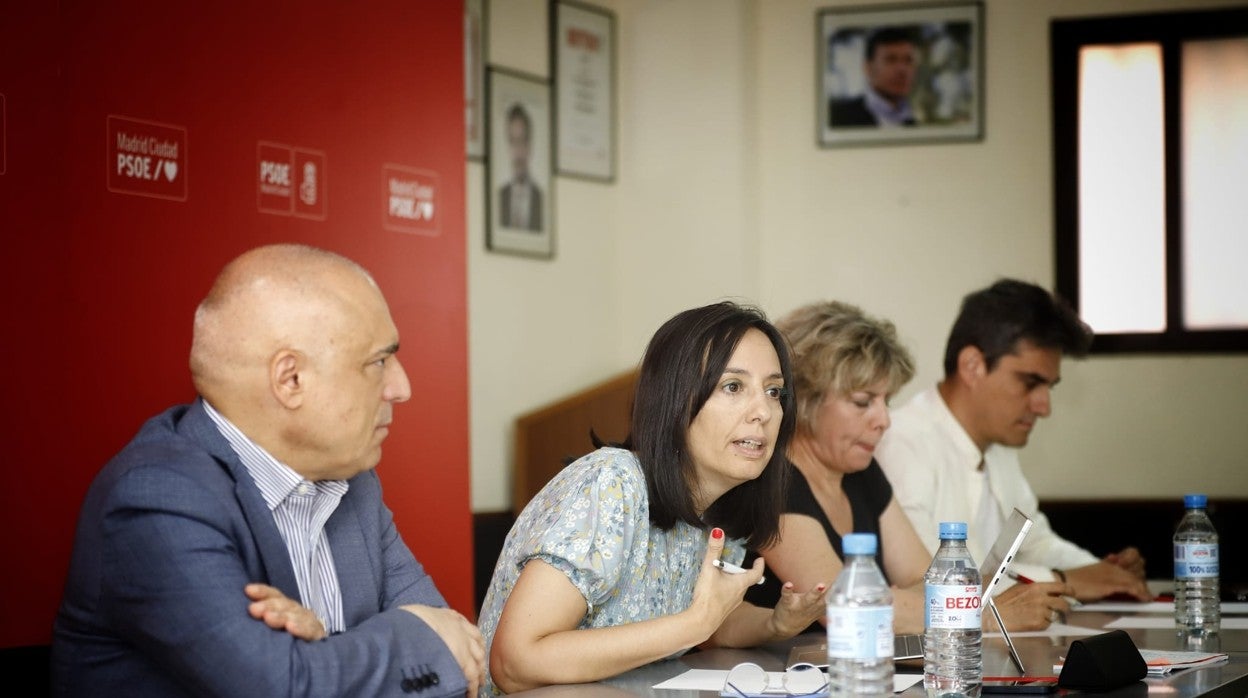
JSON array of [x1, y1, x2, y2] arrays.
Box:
[[621, 301, 796, 550]]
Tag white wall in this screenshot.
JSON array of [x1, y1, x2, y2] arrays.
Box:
[[468, 0, 627, 512], [469, 0, 1248, 513]]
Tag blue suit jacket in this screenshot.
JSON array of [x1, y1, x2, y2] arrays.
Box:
[[52, 400, 465, 697]]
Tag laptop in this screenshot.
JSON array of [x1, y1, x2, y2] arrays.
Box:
[[787, 509, 1033, 666]]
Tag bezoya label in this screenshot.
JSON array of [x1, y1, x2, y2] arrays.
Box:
[[925, 584, 982, 629], [826, 605, 893, 659], [1174, 543, 1219, 578]]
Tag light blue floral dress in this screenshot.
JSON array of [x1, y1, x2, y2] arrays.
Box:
[[477, 447, 746, 696]]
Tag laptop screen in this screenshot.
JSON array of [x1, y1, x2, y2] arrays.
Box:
[[979, 508, 1033, 601]]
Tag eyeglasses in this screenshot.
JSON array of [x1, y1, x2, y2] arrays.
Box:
[[723, 662, 829, 697]]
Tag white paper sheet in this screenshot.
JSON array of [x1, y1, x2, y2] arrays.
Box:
[[652, 669, 724, 690], [984, 622, 1103, 638], [652, 668, 923, 694], [1075, 601, 1175, 613], [1106, 616, 1248, 629], [1077, 601, 1248, 614], [893, 674, 924, 693]]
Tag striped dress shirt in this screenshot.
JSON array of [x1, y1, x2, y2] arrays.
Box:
[[203, 401, 348, 634]]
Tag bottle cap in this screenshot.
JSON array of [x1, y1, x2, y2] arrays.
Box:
[[842, 533, 878, 556], [938, 522, 968, 540], [1184, 494, 1208, 509]]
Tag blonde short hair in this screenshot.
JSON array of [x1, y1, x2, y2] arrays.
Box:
[[776, 300, 915, 435]]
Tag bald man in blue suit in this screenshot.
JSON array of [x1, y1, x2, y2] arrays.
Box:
[[52, 245, 484, 697]]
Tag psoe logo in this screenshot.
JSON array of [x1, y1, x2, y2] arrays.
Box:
[[382, 164, 439, 236], [299, 161, 318, 206], [293, 148, 326, 220], [107, 115, 188, 201], [257, 142, 294, 214], [257, 142, 326, 220]]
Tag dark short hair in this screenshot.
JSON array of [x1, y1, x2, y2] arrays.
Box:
[[505, 103, 531, 142], [625, 301, 795, 550], [942, 279, 1094, 377], [866, 25, 920, 61]]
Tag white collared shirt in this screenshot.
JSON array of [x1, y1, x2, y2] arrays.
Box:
[[877, 386, 1098, 586], [203, 400, 348, 633], [509, 178, 532, 228], [863, 85, 915, 126]]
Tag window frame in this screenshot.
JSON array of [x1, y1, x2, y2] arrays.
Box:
[[1051, 6, 1248, 354]]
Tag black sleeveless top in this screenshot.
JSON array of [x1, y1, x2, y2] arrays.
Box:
[[744, 458, 893, 617]]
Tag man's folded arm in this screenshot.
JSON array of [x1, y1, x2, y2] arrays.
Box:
[[102, 466, 466, 697]]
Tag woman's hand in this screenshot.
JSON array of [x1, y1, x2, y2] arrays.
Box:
[[700, 528, 831, 647], [766, 581, 829, 638], [687, 528, 765, 632]]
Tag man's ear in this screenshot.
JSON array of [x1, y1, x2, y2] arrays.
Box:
[[271, 350, 305, 409], [957, 345, 987, 386]]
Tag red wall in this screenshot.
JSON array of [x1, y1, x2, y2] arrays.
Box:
[[0, 1, 472, 647]]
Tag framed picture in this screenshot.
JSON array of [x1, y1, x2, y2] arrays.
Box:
[[487, 68, 554, 258], [552, 0, 616, 181], [817, 1, 984, 147], [465, 0, 487, 160]]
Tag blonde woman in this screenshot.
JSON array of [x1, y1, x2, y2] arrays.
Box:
[[746, 301, 1070, 633]]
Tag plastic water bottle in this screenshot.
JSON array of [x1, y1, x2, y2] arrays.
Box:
[[826, 533, 894, 696], [923, 522, 982, 698], [1174, 494, 1220, 635]]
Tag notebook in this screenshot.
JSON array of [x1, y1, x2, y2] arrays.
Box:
[[787, 509, 1034, 666]]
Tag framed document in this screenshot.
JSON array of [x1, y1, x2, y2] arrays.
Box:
[[552, 0, 616, 181], [465, 0, 487, 160], [817, 1, 984, 147], [487, 68, 554, 258]]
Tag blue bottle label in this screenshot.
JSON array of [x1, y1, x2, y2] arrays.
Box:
[[826, 606, 894, 659], [1174, 543, 1219, 578]]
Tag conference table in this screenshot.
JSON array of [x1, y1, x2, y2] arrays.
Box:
[[507, 604, 1248, 697]]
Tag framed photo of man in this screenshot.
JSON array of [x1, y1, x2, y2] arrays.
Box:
[[817, 1, 984, 147], [487, 68, 554, 258]]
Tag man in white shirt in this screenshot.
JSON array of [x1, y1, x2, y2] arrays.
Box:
[[877, 279, 1150, 606]]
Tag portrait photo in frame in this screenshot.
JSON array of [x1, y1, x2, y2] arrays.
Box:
[[465, 0, 487, 160], [817, 1, 983, 147], [552, 0, 616, 182], [487, 68, 554, 258]]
